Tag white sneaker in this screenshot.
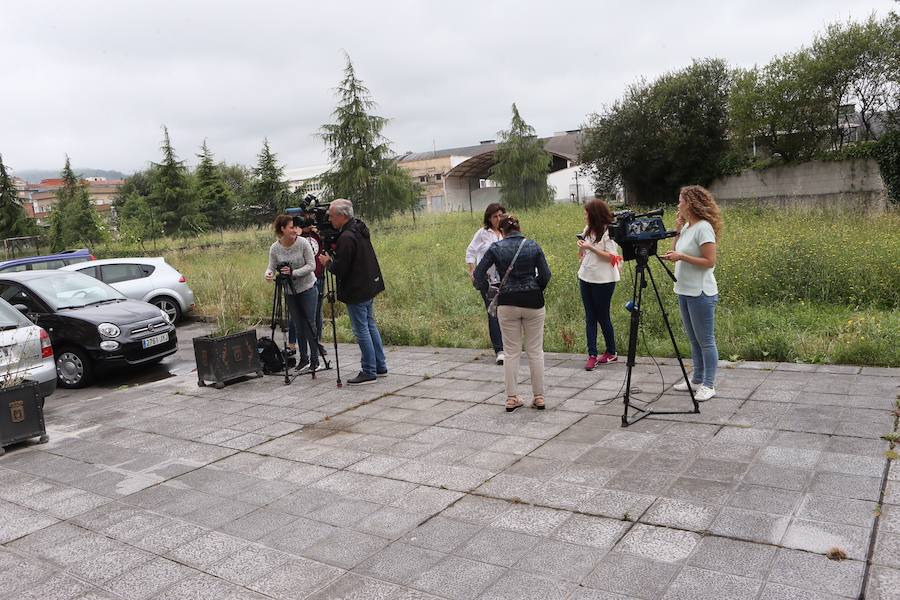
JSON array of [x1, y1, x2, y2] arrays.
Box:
[[694, 385, 716, 402], [673, 380, 690, 392], [495, 352, 505, 365]]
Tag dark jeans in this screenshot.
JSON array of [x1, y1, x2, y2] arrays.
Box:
[[347, 299, 387, 376], [579, 279, 616, 356], [678, 292, 719, 388], [479, 288, 504, 354], [287, 287, 318, 366], [289, 276, 325, 343]]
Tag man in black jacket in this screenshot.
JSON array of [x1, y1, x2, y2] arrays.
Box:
[[319, 199, 387, 384]]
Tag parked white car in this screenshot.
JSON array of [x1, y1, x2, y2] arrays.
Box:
[[60, 257, 195, 323], [0, 297, 56, 399]]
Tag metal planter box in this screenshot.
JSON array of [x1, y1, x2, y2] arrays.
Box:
[[193, 330, 263, 389], [0, 381, 48, 456]]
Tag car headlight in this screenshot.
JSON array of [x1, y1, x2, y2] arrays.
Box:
[[98, 322, 120, 338], [160, 309, 171, 323]]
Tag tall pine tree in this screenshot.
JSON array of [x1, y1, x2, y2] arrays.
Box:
[[319, 54, 420, 220], [250, 139, 288, 225], [491, 104, 553, 210], [194, 140, 234, 229], [0, 155, 38, 239], [148, 126, 195, 235], [48, 157, 102, 251]]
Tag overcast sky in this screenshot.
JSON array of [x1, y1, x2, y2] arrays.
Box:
[[2, 0, 897, 176]]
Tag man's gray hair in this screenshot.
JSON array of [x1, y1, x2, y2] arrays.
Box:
[[330, 198, 354, 218]]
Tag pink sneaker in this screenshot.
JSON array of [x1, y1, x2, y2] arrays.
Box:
[[585, 355, 599, 371], [598, 352, 618, 364]]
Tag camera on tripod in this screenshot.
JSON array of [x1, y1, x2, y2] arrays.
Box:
[[285, 194, 341, 249], [608, 208, 677, 261], [274, 261, 292, 276]]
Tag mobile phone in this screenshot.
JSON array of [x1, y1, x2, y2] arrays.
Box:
[[576, 234, 585, 241]]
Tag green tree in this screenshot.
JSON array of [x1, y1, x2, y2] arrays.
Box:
[[250, 139, 288, 225], [148, 126, 196, 235], [490, 104, 553, 210], [221, 163, 255, 227], [117, 192, 164, 249], [319, 54, 420, 220], [48, 156, 103, 251], [194, 140, 234, 229], [731, 50, 834, 163], [581, 58, 732, 204], [813, 15, 900, 145], [0, 154, 38, 239]]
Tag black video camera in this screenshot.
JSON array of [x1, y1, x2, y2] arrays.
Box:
[[608, 208, 677, 261], [285, 194, 341, 250], [274, 261, 293, 277]]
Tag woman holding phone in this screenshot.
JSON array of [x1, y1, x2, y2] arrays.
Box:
[[577, 199, 621, 370]]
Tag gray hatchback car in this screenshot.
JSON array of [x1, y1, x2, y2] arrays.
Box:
[[60, 257, 195, 323]]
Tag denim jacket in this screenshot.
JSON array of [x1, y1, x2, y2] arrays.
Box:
[[473, 232, 552, 296]]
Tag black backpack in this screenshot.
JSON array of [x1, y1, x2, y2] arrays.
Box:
[[256, 336, 285, 374]]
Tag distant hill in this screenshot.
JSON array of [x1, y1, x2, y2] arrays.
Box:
[[11, 168, 130, 183]]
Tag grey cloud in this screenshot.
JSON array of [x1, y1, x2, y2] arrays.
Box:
[[1, 0, 895, 174]]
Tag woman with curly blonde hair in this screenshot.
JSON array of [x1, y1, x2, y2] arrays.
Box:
[[663, 185, 723, 401]]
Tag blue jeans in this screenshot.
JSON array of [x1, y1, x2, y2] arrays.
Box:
[[287, 287, 319, 366], [678, 293, 719, 388], [579, 279, 616, 356], [289, 277, 325, 344], [347, 299, 387, 376]]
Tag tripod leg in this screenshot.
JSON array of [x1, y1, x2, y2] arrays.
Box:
[[325, 272, 342, 387], [622, 263, 646, 426], [646, 264, 699, 413]]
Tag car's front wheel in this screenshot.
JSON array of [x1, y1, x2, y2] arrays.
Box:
[[151, 295, 182, 324], [56, 346, 94, 389]]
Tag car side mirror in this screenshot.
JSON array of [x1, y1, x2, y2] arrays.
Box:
[[13, 304, 31, 318]]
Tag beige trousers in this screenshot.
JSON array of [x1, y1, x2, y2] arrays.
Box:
[[497, 305, 546, 399]]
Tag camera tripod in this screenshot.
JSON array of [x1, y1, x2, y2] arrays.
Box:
[[270, 273, 331, 385], [620, 241, 700, 427], [322, 269, 343, 387]]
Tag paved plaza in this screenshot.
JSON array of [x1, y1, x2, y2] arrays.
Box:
[[1, 340, 898, 599]]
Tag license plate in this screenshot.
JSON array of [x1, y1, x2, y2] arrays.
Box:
[[142, 333, 169, 349]]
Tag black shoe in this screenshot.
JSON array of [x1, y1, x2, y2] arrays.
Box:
[[376, 369, 388, 378], [295, 357, 310, 373], [348, 371, 377, 385]]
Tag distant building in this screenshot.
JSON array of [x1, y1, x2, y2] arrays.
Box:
[[284, 165, 329, 196], [23, 177, 123, 226], [397, 130, 588, 214]]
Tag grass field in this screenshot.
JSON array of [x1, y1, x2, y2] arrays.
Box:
[[139, 204, 900, 367]]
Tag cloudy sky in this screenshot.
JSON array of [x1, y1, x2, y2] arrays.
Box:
[[1, 0, 896, 176]]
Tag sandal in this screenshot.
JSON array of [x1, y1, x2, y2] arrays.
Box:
[[505, 396, 524, 412], [532, 395, 545, 410]]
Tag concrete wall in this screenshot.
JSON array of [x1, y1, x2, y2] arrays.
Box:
[[548, 166, 592, 203], [708, 159, 889, 213]]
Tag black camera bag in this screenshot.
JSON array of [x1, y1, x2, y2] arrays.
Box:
[[256, 336, 286, 374]]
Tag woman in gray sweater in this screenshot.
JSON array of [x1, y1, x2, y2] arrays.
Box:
[[265, 214, 319, 372]]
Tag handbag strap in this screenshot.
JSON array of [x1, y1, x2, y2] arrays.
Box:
[[497, 239, 526, 291]]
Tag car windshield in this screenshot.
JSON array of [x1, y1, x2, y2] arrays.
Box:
[[28, 272, 126, 310], [0, 298, 30, 329]]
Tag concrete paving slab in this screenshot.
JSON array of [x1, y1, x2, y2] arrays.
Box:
[[0, 336, 896, 600]]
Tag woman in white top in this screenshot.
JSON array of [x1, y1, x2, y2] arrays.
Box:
[[577, 199, 621, 370], [466, 202, 506, 364], [663, 185, 723, 401]]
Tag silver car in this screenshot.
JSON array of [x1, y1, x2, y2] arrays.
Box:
[[0, 297, 56, 399], [60, 257, 195, 323]]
